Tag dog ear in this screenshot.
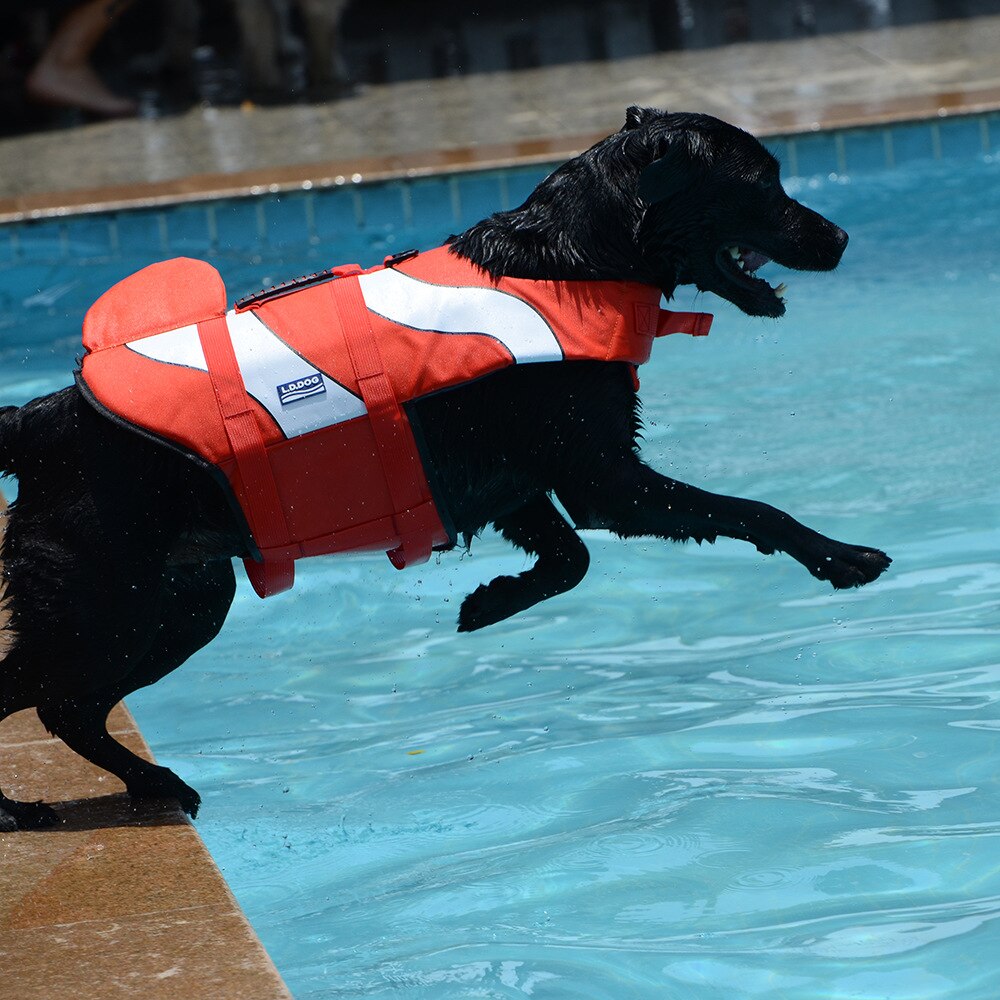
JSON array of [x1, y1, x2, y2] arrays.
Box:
[[622, 105, 661, 131], [638, 143, 692, 203]]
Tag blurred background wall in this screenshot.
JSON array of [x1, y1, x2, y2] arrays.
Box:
[[4, 0, 1000, 138]]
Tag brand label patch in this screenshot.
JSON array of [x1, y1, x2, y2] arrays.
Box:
[[277, 373, 326, 406]]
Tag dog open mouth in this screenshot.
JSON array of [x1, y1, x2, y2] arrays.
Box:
[[716, 245, 787, 314]]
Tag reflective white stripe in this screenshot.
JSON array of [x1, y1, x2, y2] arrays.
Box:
[[125, 311, 366, 439], [224, 310, 365, 436], [125, 323, 205, 370], [358, 267, 563, 364]]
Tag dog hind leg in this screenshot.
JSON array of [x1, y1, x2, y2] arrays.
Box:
[[1, 657, 60, 830], [458, 494, 590, 632], [0, 488, 58, 829], [559, 458, 890, 589], [0, 697, 62, 830], [35, 560, 236, 820], [2, 621, 56, 827]]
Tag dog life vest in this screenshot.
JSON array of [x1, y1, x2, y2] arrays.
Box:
[[77, 245, 711, 598]]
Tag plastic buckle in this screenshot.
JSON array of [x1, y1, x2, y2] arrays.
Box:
[[384, 249, 419, 267]]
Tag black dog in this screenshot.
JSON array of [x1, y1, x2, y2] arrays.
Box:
[[0, 108, 890, 830]]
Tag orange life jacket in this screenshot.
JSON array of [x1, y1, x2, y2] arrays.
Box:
[[78, 246, 711, 597]]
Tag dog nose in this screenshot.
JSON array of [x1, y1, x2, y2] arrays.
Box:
[[832, 225, 849, 254]]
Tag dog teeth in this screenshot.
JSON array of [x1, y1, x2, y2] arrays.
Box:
[[727, 246, 740, 259], [774, 282, 788, 299]]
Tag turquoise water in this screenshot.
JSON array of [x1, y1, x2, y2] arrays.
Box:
[[3, 150, 1000, 998]]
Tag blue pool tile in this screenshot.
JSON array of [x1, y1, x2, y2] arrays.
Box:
[[114, 209, 168, 258], [2, 261, 77, 316], [0, 227, 15, 264], [789, 131, 839, 178], [17, 219, 67, 259], [456, 172, 505, 228], [937, 114, 988, 160], [889, 121, 936, 165], [363, 230, 396, 259], [356, 182, 407, 234], [311, 186, 362, 241], [65, 215, 116, 259], [984, 113, 1000, 155], [161, 203, 213, 254], [842, 128, 890, 175], [405, 176, 460, 241], [260, 193, 313, 248], [213, 198, 267, 253], [502, 163, 552, 209]]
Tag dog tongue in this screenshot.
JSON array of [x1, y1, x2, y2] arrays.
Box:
[[740, 249, 770, 273]]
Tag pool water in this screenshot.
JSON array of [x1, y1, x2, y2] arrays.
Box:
[[3, 150, 1000, 999]]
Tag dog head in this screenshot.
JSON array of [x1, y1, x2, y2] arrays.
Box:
[[630, 107, 848, 317], [452, 106, 847, 319]]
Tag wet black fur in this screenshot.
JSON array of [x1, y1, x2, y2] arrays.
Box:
[[0, 108, 890, 829]]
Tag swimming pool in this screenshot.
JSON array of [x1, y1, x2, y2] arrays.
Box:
[[3, 120, 1000, 998]]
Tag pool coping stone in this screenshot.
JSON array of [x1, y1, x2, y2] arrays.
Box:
[[0, 701, 293, 999]]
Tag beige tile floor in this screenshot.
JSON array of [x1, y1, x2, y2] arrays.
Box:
[[2, 14, 1000, 220], [2, 487, 291, 998], [0, 705, 292, 1000], [2, 14, 1000, 998]]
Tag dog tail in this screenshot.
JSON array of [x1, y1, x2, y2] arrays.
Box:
[[0, 405, 18, 478], [0, 410, 16, 663], [0, 484, 13, 663]]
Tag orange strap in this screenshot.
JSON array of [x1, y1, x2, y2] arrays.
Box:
[[197, 315, 295, 598], [631, 308, 712, 392], [657, 309, 713, 338], [329, 270, 438, 570]]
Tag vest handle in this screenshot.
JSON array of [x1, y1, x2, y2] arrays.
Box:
[[657, 310, 713, 338]]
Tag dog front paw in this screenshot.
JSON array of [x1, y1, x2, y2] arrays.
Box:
[[127, 765, 202, 818], [809, 543, 892, 589], [458, 576, 526, 632]]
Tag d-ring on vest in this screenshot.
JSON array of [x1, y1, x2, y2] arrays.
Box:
[[77, 246, 712, 598]]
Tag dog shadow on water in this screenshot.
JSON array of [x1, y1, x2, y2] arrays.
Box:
[[0, 108, 890, 831]]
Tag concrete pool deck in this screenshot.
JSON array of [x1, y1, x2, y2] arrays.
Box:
[[2, 13, 1000, 998], [3, 13, 1000, 221], [0, 706, 293, 1000], [1, 493, 291, 998]]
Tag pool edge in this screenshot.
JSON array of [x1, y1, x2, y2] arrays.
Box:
[[0, 697, 293, 1000], [3, 91, 1000, 225]]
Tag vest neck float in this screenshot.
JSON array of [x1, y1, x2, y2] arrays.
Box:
[[78, 245, 712, 598]]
